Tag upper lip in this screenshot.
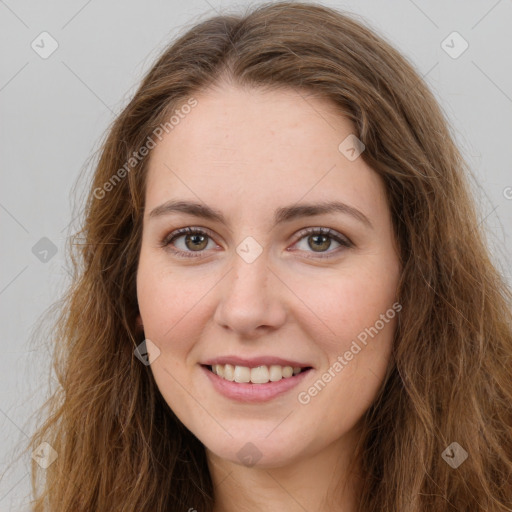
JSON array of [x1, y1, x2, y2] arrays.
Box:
[[201, 356, 313, 368]]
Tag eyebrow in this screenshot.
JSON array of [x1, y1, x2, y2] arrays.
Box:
[[148, 199, 373, 229]]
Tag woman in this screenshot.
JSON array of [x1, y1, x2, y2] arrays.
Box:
[[27, 2, 512, 511]]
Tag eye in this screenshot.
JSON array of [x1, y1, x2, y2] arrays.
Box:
[[290, 227, 352, 259], [160, 226, 352, 259], [160, 227, 217, 258]]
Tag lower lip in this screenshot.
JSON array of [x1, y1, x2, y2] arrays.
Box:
[[200, 365, 312, 403]]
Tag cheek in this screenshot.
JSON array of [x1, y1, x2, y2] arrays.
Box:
[[292, 272, 398, 440], [136, 258, 213, 349], [288, 261, 399, 418], [291, 263, 398, 348], [136, 261, 207, 412]]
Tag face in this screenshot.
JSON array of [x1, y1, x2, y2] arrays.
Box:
[[136, 83, 401, 469]]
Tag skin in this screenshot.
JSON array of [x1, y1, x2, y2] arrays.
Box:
[[136, 82, 401, 511]]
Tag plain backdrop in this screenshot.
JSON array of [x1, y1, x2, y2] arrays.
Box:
[[1, 0, 511, 509]]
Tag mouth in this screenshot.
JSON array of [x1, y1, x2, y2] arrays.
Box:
[[200, 362, 313, 403], [201, 363, 313, 384]]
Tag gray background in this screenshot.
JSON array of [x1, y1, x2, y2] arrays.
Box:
[[1, 0, 511, 509]]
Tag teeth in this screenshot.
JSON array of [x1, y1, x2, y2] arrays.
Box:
[[223, 364, 235, 381], [234, 365, 250, 383], [269, 365, 283, 382], [251, 366, 269, 384], [210, 364, 306, 384], [282, 366, 293, 378]]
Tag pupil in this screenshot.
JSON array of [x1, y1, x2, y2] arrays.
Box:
[[187, 234, 207, 250], [310, 235, 330, 252]]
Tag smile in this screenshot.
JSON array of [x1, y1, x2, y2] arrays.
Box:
[[207, 363, 311, 384], [200, 363, 313, 403]]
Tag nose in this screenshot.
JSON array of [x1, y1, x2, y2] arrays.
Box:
[[213, 248, 287, 339]]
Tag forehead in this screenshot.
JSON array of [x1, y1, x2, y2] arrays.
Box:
[[145, 85, 386, 222]]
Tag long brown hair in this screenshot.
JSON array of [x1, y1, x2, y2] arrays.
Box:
[[24, 2, 512, 510]]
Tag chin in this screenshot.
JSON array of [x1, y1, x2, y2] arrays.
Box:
[[201, 429, 309, 469]]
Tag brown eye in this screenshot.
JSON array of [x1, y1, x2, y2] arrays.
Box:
[[161, 227, 216, 258], [182, 232, 209, 251], [160, 226, 352, 260], [308, 233, 332, 252], [292, 227, 352, 259]]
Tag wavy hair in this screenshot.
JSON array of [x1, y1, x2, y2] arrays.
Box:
[[23, 2, 512, 510]]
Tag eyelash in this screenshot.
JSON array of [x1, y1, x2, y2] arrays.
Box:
[[159, 226, 353, 260]]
